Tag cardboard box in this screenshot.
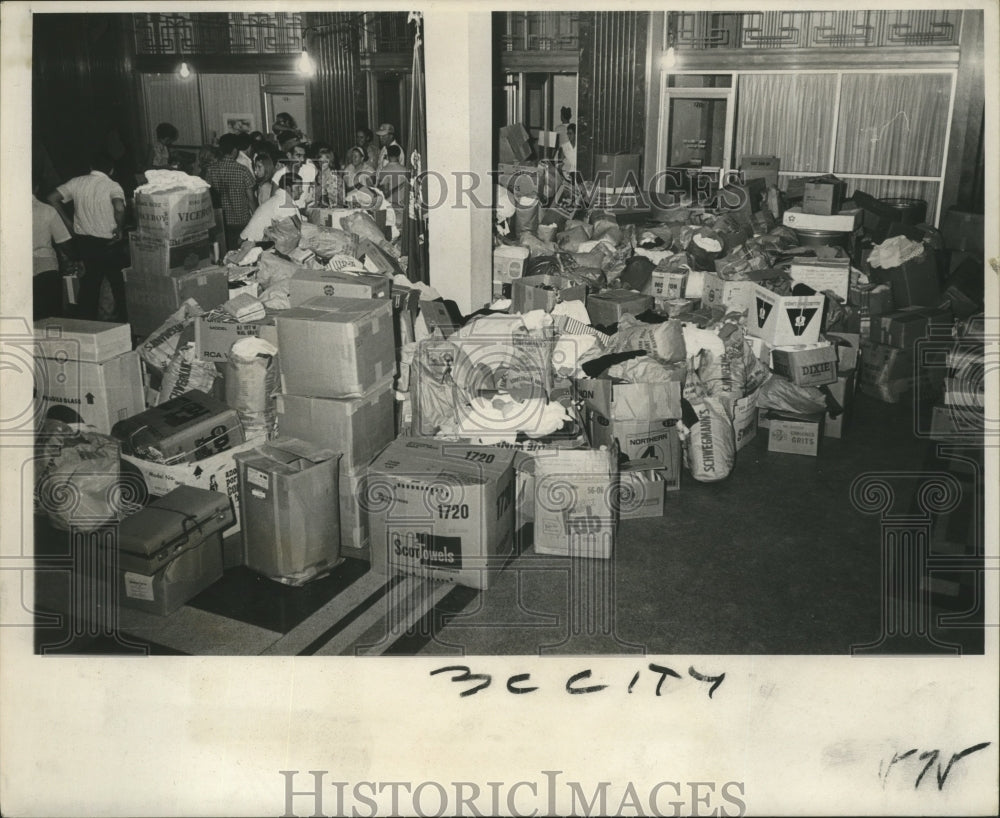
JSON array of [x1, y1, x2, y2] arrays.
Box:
[[867, 249, 941, 309], [34, 318, 133, 363], [194, 311, 276, 363], [276, 378, 395, 471], [497, 163, 542, 197], [701, 271, 760, 312], [129, 231, 212, 276], [236, 438, 341, 586], [651, 270, 688, 300], [576, 377, 683, 424], [120, 439, 259, 539], [618, 470, 667, 519], [124, 265, 229, 338], [533, 447, 617, 559], [586, 289, 654, 327], [368, 439, 517, 590], [277, 296, 395, 398], [134, 186, 215, 242], [769, 343, 839, 386], [733, 391, 760, 451], [510, 274, 588, 314], [747, 285, 825, 346], [782, 207, 861, 233], [766, 411, 823, 456], [848, 282, 894, 315], [802, 179, 847, 216], [858, 341, 927, 403], [823, 370, 856, 439], [339, 464, 371, 557], [498, 123, 531, 164], [112, 389, 245, 464], [928, 403, 984, 441], [494, 244, 530, 285], [588, 414, 680, 473], [740, 155, 780, 188], [788, 257, 850, 301], [418, 299, 463, 337], [870, 306, 953, 350], [116, 486, 232, 615], [35, 350, 143, 434], [287, 269, 391, 308]]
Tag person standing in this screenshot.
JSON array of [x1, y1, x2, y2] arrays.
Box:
[[356, 127, 377, 167], [235, 132, 255, 175], [375, 123, 404, 169], [33, 177, 75, 320], [46, 153, 125, 321], [148, 122, 178, 170], [205, 133, 258, 252]]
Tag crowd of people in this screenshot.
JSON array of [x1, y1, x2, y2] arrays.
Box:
[[31, 114, 409, 322]]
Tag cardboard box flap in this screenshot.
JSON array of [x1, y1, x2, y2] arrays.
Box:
[[34, 318, 133, 363], [117, 485, 234, 560], [259, 437, 340, 465]]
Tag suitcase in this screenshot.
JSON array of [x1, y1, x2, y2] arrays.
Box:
[[116, 485, 234, 615]]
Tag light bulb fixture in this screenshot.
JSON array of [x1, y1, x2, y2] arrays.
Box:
[[297, 47, 315, 76], [661, 46, 677, 70], [178, 61, 191, 78]]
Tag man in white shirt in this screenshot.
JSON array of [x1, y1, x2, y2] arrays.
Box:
[[375, 123, 404, 169], [235, 132, 254, 174], [47, 153, 126, 321], [240, 171, 304, 244]]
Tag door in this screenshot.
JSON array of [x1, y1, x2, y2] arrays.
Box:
[[656, 84, 735, 199]]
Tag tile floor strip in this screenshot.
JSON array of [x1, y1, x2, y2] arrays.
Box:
[[261, 571, 397, 656], [311, 576, 445, 656]]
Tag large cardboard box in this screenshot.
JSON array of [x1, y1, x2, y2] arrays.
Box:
[[782, 207, 861, 233], [124, 265, 229, 338], [651, 270, 688, 301], [533, 447, 617, 559], [802, 178, 847, 216], [236, 438, 341, 586], [112, 389, 245, 464], [769, 343, 839, 386], [34, 318, 132, 363], [867, 249, 941, 308], [276, 378, 395, 470], [740, 155, 780, 188], [766, 411, 823, 456], [859, 340, 928, 403], [848, 282, 894, 315], [870, 306, 953, 350], [129, 231, 212, 277], [586, 289, 654, 327], [134, 186, 215, 242], [576, 377, 683, 425], [588, 414, 680, 475], [194, 311, 276, 363], [788, 257, 850, 301], [288, 269, 391, 308], [277, 296, 395, 398], [510, 274, 588, 314], [498, 123, 531, 164], [35, 350, 143, 434], [747, 285, 825, 346], [120, 438, 260, 539], [116, 486, 232, 615], [368, 439, 517, 590], [701, 271, 760, 312]]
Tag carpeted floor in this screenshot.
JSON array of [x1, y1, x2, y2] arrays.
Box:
[[32, 391, 984, 657]]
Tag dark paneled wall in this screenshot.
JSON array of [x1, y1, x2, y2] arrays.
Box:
[[576, 12, 648, 180], [33, 14, 142, 191], [304, 12, 368, 159]]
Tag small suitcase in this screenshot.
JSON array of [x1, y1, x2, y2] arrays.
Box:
[[116, 485, 234, 615]]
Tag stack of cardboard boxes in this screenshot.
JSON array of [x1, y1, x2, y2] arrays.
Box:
[[124, 183, 227, 338], [275, 296, 397, 558]]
